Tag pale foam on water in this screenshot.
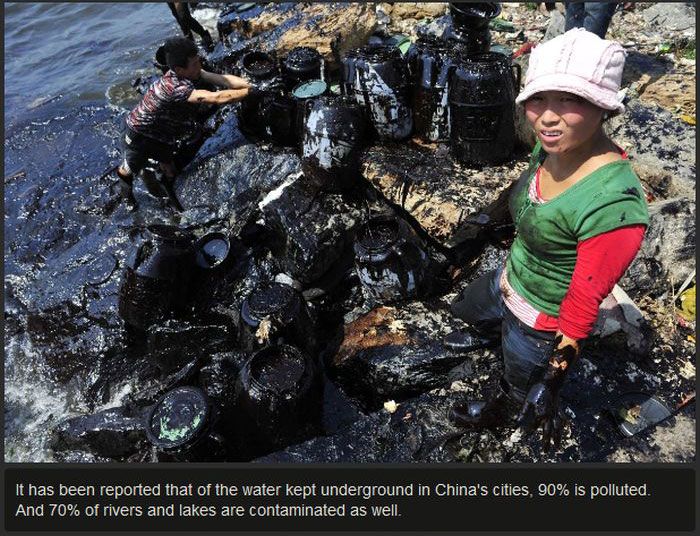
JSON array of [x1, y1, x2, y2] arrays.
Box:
[[4, 334, 70, 462]]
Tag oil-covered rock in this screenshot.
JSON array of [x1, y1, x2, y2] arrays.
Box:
[[360, 142, 524, 251]]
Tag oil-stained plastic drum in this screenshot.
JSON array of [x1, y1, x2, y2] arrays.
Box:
[[406, 36, 460, 142], [340, 45, 413, 141], [239, 282, 315, 354], [235, 345, 321, 452], [448, 52, 520, 166], [118, 225, 195, 330], [301, 94, 367, 192], [353, 216, 429, 303], [281, 46, 324, 91]]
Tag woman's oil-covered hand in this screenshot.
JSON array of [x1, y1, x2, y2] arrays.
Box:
[[516, 380, 564, 452], [516, 335, 579, 451]]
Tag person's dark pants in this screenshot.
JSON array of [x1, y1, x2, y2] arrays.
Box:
[[167, 2, 210, 41], [564, 2, 618, 38], [451, 268, 557, 402], [120, 125, 177, 179]]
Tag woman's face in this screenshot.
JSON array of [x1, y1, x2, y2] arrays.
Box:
[[524, 91, 605, 154]]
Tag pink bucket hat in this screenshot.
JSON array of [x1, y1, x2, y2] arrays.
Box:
[[515, 28, 627, 112]]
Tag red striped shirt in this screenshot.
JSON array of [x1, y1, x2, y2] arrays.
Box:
[[126, 70, 196, 145]]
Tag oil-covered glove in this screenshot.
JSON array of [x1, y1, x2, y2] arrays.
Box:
[[516, 335, 579, 452]]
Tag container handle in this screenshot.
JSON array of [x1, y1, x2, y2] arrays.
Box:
[[447, 63, 459, 86], [304, 96, 314, 116], [340, 59, 355, 97], [512, 63, 522, 91]]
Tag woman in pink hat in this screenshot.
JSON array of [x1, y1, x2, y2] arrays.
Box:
[[448, 28, 649, 451]]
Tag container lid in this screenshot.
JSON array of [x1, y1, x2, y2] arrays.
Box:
[[284, 46, 322, 69], [250, 345, 307, 393], [146, 386, 209, 450], [243, 50, 276, 78], [248, 282, 299, 318], [292, 79, 328, 99], [195, 233, 230, 269]]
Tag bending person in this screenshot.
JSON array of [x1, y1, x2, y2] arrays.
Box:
[[116, 37, 249, 208]]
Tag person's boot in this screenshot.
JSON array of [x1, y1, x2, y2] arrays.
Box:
[[141, 168, 168, 198], [160, 174, 183, 212], [115, 169, 138, 210], [449, 378, 516, 429]]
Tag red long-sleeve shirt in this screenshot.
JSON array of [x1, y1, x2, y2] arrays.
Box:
[[557, 224, 646, 339]]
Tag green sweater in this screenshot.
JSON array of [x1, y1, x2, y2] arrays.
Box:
[[506, 142, 649, 317]]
